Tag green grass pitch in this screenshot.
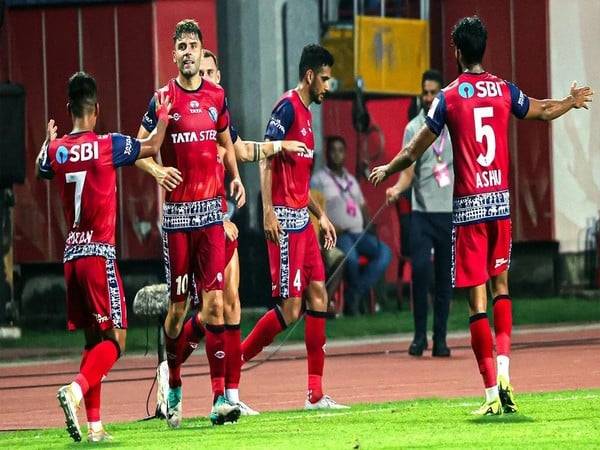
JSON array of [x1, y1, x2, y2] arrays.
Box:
[[2, 389, 599, 449]]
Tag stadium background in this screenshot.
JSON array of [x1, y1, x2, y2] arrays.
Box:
[[0, 0, 598, 323]]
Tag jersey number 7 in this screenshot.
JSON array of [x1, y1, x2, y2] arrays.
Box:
[[66, 171, 87, 226]]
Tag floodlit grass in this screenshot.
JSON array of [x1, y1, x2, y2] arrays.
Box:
[[1, 389, 599, 449], [2, 297, 599, 357]]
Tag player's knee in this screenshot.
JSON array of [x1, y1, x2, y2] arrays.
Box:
[[280, 299, 302, 324], [202, 295, 224, 321]]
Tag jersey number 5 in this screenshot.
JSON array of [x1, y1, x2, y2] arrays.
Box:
[[65, 171, 87, 226], [474, 107, 496, 167]]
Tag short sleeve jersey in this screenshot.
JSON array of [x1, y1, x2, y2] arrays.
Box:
[[142, 78, 229, 203], [264, 90, 315, 209], [425, 72, 529, 224], [39, 131, 141, 260]]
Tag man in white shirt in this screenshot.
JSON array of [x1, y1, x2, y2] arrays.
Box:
[[312, 136, 391, 315]]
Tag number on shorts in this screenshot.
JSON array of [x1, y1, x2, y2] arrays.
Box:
[[474, 107, 496, 167], [175, 274, 188, 296], [293, 269, 301, 291], [65, 171, 87, 226]]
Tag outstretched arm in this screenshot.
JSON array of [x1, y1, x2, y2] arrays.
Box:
[[233, 137, 307, 162], [525, 81, 593, 121], [369, 124, 437, 186]]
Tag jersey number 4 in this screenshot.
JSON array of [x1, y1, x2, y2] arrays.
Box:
[[474, 107, 496, 167], [66, 171, 87, 226]]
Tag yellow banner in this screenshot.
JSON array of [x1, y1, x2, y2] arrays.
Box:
[[355, 16, 429, 95]]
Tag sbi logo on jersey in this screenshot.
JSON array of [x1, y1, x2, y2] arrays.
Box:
[[56, 146, 69, 164], [56, 142, 99, 164], [458, 82, 475, 99]]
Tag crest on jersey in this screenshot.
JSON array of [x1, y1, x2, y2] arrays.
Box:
[[56, 146, 69, 164], [458, 82, 475, 99], [208, 106, 218, 123]]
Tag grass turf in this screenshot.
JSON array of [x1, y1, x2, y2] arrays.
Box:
[[2, 296, 599, 357], [1, 389, 599, 449]]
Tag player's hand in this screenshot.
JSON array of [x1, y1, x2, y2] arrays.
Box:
[[154, 166, 182, 192], [369, 164, 390, 187], [263, 209, 283, 245], [570, 81, 594, 109], [281, 140, 308, 154], [46, 119, 57, 143], [223, 220, 239, 242], [386, 186, 401, 205], [230, 178, 246, 208], [319, 214, 337, 250], [155, 91, 172, 121]]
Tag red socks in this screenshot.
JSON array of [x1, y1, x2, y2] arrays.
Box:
[[164, 315, 206, 388], [225, 324, 241, 389], [241, 308, 286, 363], [469, 313, 496, 388], [305, 310, 327, 403], [75, 339, 119, 396], [205, 324, 226, 398], [79, 346, 101, 422], [493, 295, 512, 356]]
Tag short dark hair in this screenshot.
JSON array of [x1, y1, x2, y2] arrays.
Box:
[[68, 72, 97, 118], [202, 49, 218, 68], [422, 69, 443, 87], [173, 19, 203, 44], [325, 135, 346, 155], [451, 16, 487, 66], [299, 44, 334, 80]]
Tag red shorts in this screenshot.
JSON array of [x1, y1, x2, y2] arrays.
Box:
[[225, 237, 238, 267], [162, 224, 225, 303], [267, 225, 325, 299], [64, 256, 127, 331], [452, 218, 512, 288]]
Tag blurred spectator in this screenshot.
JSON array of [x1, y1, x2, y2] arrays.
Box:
[[386, 69, 453, 357], [312, 136, 391, 315]]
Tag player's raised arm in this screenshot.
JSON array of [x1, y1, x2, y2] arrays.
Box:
[[369, 124, 437, 186], [36, 119, 58, 180], [134, 94, 182, 192], [218, 126, 246, 208], [136, 91, 172, 158], [524, 81, 593, 121]]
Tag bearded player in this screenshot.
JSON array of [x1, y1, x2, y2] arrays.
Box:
[[145, 48, 307, 417], [135, 19, 246, 426], [370, 16, 593, 415], [37, 72, 171, 442], [241, 44, 348, 410]]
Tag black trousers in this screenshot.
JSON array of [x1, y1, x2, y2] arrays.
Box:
[[409, 211, 453, 341]]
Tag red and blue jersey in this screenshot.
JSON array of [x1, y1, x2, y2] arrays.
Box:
[[426, 72, 530, 225], [142, 78, 229, 204], [264, 89, 315, 210], [39, 131, 141, 261]]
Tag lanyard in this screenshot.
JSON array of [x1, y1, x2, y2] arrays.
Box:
[[431, 128, 447, 161], [327, 168, 353, 197]]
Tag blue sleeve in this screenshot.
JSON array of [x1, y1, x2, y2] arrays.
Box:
[[507, 81, 530, 119], [111, 133, 141, 167], [37, 144, 54, 179], [229, 122, 239, 143], [425, 92, 447, 136], [264, 99, 295, 140], [141, 96, 157, 132]]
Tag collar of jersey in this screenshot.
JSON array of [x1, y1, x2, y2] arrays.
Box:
[[174, 78, 204, 93]]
